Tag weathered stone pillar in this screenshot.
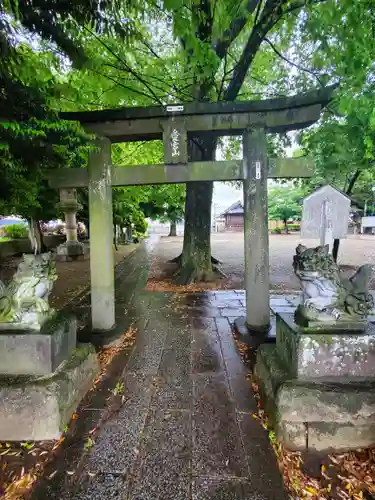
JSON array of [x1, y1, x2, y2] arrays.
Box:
[[88, 137, 115, 331], [242, 127, 270, 331], [56, 189, 89, 261], [63, 191, 79, 242]]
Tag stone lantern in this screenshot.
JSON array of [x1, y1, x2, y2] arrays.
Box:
[[56, 188, 89, 261]]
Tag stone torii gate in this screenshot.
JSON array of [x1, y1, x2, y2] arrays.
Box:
[[50, 86, 335, 336]]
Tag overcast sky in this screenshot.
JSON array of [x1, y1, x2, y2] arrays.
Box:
[[212, 183, 242, 216]]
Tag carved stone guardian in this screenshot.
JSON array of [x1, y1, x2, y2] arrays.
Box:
[[293, 244, 373, 327], [0, 252, 57, 330]]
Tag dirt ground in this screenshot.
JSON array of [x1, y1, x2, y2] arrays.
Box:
[[0, 244, 137, 310], [148, 233, 375, 291]]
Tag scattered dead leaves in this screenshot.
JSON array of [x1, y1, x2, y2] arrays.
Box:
[[145, 256, 237, 293], [1, 326, 138, 500], [97, 325, 137, 374], [145, 277, 234, 293], [1, 441, 62, 500], [233, 335, 375, 500]]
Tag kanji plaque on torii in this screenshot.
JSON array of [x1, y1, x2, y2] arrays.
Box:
[[162, 116, 188, 164]]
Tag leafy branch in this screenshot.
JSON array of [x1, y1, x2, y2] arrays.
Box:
[[223, 0, 291, 100], [213, 0, 260, 59], [263, 37, 325, 86]]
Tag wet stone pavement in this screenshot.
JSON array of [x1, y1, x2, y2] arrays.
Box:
[[31, 237, 375, 500], [50, 287, 287, 500], [31, 240, 294, 500]]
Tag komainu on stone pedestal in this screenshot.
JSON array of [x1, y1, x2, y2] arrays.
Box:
[[293, 244, 373, 326], [0, 252, 57, 330]]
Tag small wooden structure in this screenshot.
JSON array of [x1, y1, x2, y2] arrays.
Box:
[[221, 201, 244, 231], [50, 86, 335, 334]]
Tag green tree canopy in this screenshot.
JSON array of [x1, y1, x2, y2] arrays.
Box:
[[268, 185, 303, 232], [298, 84, 375, 208]]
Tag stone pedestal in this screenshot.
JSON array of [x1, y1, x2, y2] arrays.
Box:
[[255, 313, 375, 452], [276, 314, 375, 379], [56, 240, 90, 262], [0, 315, 100, 441], [0, 344, 100, 441]]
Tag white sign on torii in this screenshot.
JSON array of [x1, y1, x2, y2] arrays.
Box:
[[301, 185, 351, 251]]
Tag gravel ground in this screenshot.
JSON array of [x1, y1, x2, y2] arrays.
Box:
[[151, 233, 375, 291]]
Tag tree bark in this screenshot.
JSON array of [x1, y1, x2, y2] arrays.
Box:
[[178, 134, 216, 283], [169, 222, 177, 237], [126, 225, 133, 243], [27, 218, 47, 254], [176, 0, 293, 282], [113, 224, 119, 251], [284, 219, 288, 234]]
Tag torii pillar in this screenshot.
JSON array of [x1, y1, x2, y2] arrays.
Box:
[[88, 138, 115, 331], [242, 127, 270, 331]]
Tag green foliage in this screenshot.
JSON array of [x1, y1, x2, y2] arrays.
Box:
[[298, 85, 374, 208], [0, 42, 92, 220], [3, 224, 28, 239], [132, 212, 148, 234], [287, 223, 300, 231], [0, 0, 143, 66], [268, 186, 304, 231], [271, 227, 283, 234], [141, 185, 186, 224], [0, 0, 146, 222], [1, 0, 374, 273]]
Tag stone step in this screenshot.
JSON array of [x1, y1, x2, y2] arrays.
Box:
[[255, 342, 375, 452], [277, 379, 375, 425], [278, 420, 375, 453], [276, 313, 375, 380]]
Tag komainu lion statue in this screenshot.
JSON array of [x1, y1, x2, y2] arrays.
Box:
[[0, 253, 57, 330], [293, 244, 373, 325]]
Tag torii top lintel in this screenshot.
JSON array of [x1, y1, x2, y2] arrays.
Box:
[[60, 85, 336, 143]]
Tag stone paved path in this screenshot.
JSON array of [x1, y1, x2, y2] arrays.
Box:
[[31, 239, 288, 500], [63, 289, 288, 500], [30, 238, 375, 500]]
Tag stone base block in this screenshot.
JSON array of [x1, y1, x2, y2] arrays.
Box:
[[277, 421, 375, 452], [56, 241, 90, 261], [277, 380, 375, 425], [276, 313, 375, 379], [233, 316, 273, 348], [255, 343, 289, 420], [255, 344, 375, 451], [0, 344, 100, 441], [0, 314, 77, 376]]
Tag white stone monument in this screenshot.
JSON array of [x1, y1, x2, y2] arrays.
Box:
[[301, 185, 350, 250], [361, 216, 375, 234]]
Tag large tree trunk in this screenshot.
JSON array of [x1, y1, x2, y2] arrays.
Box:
[[178, 134, 216, 283], [169, 222, 177, 237], [27, 218, 47, 254]]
